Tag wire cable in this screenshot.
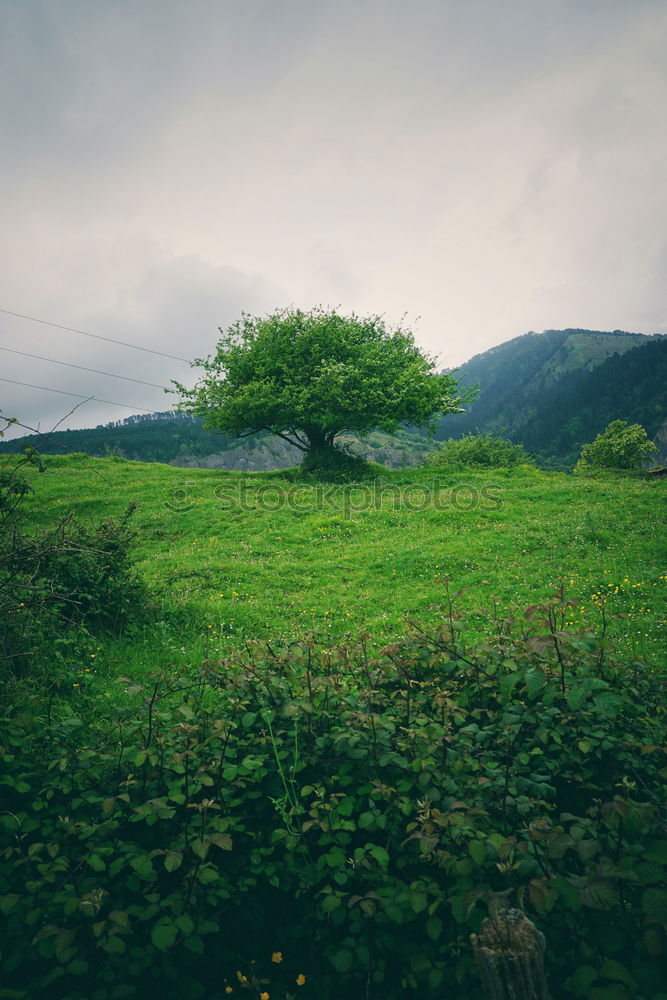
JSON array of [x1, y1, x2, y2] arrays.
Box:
[[0, 346, 168, 388], [0, 307, 192, 363], [0, 376, 161, 413]]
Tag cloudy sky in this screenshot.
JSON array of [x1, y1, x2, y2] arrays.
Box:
[[1, 0, 666, 438]]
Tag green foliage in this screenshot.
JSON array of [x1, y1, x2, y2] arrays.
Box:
[[0, 448, 150, 673], [426, 432, 533, 469], [173, 307, 462, 467], [575, 420, 657, 473], [298, 442, 376, 482], [1, 595, 665, 998]]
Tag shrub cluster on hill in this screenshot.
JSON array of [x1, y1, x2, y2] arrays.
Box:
[[1, 592, 665, 999], [426, 433, 533, 469], [574, 420, 657, 473], [0, 450, 150, 673]]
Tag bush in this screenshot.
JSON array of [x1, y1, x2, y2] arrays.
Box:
[[426, 433, 533, 469], [575, 420, 657, 473], [298, 444, 373, 482], [1, 592, 665, 999], [0, 451, 149, 674]]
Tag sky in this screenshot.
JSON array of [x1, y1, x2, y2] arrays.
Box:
[[1, 0, 666, 438]]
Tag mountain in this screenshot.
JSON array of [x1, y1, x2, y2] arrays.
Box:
[[438, 329, 667, 466]]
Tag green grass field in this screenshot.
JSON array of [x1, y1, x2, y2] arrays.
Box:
[[17, 454, 667, 674]]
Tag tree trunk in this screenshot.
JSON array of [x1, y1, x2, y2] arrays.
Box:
[[471, 909, 552, 1000], [303, 427, 337, 464]]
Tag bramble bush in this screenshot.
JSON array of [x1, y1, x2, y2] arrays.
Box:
[[0, 589, 665, 999], [427, 433, 533, 469], [0, 448, 149, 674]]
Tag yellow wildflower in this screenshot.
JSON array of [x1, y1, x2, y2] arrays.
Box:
[[271, 952, 283, 963], [260, 994, 270, 1000], [296, 974, 306, 986]]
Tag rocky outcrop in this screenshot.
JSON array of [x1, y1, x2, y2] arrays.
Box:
[[652, 417, 667, 466], [168, 435, 430, 471]]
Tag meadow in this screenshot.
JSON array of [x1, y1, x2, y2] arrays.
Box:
[[18, 453, 666, 672]]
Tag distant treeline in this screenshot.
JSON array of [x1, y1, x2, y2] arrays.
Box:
[[0, 410, 265, 463]]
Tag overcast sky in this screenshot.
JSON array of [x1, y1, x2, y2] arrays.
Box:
[[1, 0, 666, 438]]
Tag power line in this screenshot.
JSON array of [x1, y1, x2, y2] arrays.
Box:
[[0, 376, 161, 413], [0, 346, 168, 389], [0, 307, 192, 363]]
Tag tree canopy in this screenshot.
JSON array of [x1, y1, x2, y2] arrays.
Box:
[[174, 307, 463, 465]]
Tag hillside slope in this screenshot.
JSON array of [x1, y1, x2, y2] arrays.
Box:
[[438, 329, 666, 465], [11, 454, 666, 666]]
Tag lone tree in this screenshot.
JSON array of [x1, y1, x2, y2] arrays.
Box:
[[174, 307, 463, 469]]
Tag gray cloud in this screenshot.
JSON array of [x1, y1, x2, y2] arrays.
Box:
[[1, 0, 665, 436]]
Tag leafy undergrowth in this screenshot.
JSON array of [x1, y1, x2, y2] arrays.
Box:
[[1, 594, 665, 1000]]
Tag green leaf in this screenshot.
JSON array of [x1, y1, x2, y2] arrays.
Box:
[[368, 844, 389, 867], [176, 914, 195, 936], [568, 965, 598, 998], [0, 894, 21, 915], [129, 855, 153, 879], [87, 854, 106, 872], [184, 934, 204, 954], [321, 894, 341, 913], [101, 936, 125, 955], [209, 832, 232, 851], [524, 668, 546, 699], [469, 840, 487, 866], [164, 850, 183, 872], [330, 948, 353, 972], [426, 916, 442, 941], [151, 920, 178, 952], [599, 960, 637, 989], [580, 880, 619, 910]]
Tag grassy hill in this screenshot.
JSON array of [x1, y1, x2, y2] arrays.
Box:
[[16, 454, 666, 669]]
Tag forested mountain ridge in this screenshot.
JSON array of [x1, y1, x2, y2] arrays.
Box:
[[437, 329, 667, 466]]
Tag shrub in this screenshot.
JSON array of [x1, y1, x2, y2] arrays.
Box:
[[575, 420, 657, 473], [298, 444, 373, 482], [0, 451, 149, 674], [1, 592, 664, 999], [426, 433, 533, 469]]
